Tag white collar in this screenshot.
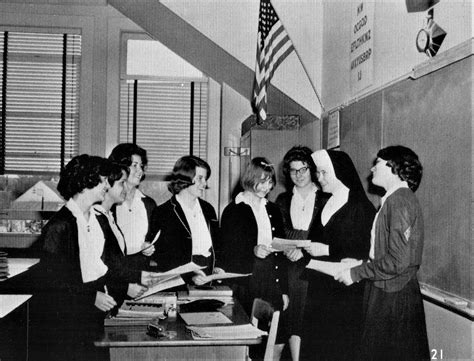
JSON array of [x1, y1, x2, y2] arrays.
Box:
[[235, 191, 267, 207]]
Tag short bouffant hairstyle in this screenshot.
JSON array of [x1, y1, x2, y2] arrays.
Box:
[[167, 155, 211, 195], [282, 145, 317, 188], [240, 157, 276, 192], [107, 163, 129, 188], [377, 145, 423, 192], [57, 154, 109, 200], [108, 143, 148, 182]]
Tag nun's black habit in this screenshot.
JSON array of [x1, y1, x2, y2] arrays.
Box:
[[301, 150, 375, 361]]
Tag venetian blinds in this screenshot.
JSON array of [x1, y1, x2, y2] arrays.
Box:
[[119, 80, 208, 177], [0, 31, 81, 174]]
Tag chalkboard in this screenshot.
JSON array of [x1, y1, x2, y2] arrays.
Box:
[[324, 50, 472, 304]]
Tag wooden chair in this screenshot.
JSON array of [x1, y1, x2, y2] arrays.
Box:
[[250, 298, 281, 361]]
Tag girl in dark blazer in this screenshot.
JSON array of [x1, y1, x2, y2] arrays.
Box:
[[94, 162, 159, 305], [275, 146, 328, 361], [108, 143, 157, 271], [336, 146, 429, 361], [34, 155, 118, 361], [149, 155, 223, 284], [221, 157, 289, 359]]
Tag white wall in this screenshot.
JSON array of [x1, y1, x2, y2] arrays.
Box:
[[161, 0, 324, 117], [321, 0, 472, 110]]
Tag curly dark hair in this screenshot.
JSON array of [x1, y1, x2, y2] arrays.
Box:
[[108, 143, 148, 182], [167, 155, 211, 195], [241, 157, 276, 192], [377, 145, 423, 192], [57, 154, 109, 200], [106, 162, 129, 188], [282, 145, 317, 188]]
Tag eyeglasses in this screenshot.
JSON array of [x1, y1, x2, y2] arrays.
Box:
[[289, 166, 309, 176], [316, 169, 327, 177]]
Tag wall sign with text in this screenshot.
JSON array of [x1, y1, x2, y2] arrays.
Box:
[[350, 1, 374, 94]]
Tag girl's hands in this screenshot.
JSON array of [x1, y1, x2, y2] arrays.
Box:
[[192, 269, 208, 285], [254, 244, 272, 259], [303, 242, 329, 257], [282, 294, 289, 311], [94, 291, 117, 312], [284, 248, 303, 262], [141, 242, 155, 256]]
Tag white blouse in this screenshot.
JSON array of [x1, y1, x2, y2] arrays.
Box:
[[176, 195, 212, 257], [290, 183, 318, 231], [116, 189, 148, 255]]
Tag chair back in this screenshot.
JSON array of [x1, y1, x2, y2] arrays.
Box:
[[250, 298, 280, 361]]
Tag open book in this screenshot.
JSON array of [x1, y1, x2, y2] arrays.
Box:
[[306, 259, 362, 277], [135, 262, 205, 300]]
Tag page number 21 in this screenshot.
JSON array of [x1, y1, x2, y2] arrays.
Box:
[[431, 349, 443, 359]]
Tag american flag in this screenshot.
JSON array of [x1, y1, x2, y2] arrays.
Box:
[[252, 0, 294, 122]]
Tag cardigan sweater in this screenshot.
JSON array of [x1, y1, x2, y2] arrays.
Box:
[[351, 187, 424, 292]]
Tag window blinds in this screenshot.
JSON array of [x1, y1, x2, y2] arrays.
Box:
[[119, 80, 208, 177], [0, 31, 81, 174]]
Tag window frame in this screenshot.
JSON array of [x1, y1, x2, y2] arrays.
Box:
[[119, 32, 210, 180], [0, 27, 82, 176]]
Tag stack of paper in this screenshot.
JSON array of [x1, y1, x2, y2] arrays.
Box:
[[187, 324, 267, 340], [180, 311, 232, 325]]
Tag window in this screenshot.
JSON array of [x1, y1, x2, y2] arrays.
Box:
[[0, 30, 81, 175], [119, 37, 208, 178]]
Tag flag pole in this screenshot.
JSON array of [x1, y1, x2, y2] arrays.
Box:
[[292, 46, 326, 113], [273, 4, 326, 113]]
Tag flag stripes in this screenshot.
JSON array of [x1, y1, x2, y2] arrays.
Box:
[[252, 0, 294, 122]]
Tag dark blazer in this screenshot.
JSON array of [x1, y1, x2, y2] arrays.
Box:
[[275, 189, 329, 240], [34, 206, 122, 360], [148, 196, 220, 273]]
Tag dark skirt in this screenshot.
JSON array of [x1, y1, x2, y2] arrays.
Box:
[[358, 277, 430, 361]]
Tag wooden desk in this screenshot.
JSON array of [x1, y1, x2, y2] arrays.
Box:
[[95, 302, 261, 361]]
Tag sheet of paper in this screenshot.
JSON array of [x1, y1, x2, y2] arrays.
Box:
[[271, 237, 311, 252], [201, 272, 251, 283], [187, 323, 267, 339], [159, 262, 205, 276], [135, 275, 184, 300], [306, 259, 362, 277], [179, 311, 232, 325]]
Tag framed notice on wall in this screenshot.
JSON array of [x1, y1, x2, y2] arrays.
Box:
[[350, 1, 374, 94], [327, 110, 340, 149]]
